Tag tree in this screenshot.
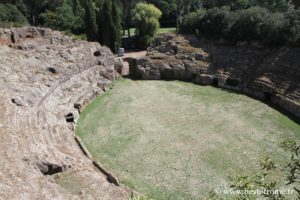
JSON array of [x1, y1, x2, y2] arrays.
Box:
[[120, 0, 139, 37], [257, 0, 289, 12], [132, 2, 162, 48], [68, 0, 85, 33], [98, 0, 121, 52], [22, 0, 48, 24], [83, 0, 98, 41], [0, 3, 28, 27], [176, 0, 198, 32], [111, 0, 121, 50], [41, 0, 83, 32], [145, 0, 177, 27]]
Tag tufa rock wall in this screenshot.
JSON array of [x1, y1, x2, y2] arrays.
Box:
[[0, 27, 129, 199], [131, 34, 300, 119]]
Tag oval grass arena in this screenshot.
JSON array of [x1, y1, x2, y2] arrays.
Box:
[[76, 79, 300, 199]]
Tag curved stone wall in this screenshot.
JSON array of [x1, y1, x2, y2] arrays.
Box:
[[0, 27, 128, 199], [130, 34, 300, 119]]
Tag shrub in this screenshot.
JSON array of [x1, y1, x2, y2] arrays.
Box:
[[41, 0, 83, 33], [198, 7, 237, 40], [285, 9, 300, 46], [179, 4, 300, 46], [257, 0, 289, 12], [0, 3, 28, 27], [261, 12, 289, 46], [179, 9, 206, 34], [132, 3, 162, 48], [98, 0, 121, 52], [227, 7, 269, 43]]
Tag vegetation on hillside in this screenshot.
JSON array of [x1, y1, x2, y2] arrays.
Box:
[[179, 0, 300, 46], [0, 3, 28, 27], [1, 0, 300, 47]]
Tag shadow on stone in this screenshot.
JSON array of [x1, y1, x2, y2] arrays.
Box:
[[37, 161, 64, 175]]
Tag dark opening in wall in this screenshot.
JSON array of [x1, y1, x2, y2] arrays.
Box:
[[65, 113, 74, 123], [212, 77, 219, 86], [47, 67, 57, 74], [74, 103, 82, 113], [94, 50, 101, 57], [264, 92, 272, 103], [37, 161, 64, 175], [226, 78, 240, 87], [173, 46, 178, 55], [11, 98, 22, 106], [10, 34, 16, 43]]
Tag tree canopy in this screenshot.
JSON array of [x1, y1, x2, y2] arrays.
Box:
[[1, 0, 300, 48]]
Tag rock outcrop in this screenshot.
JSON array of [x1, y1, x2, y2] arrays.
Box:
[[0, 27, 128, 199], [131, 34, 300, 119]]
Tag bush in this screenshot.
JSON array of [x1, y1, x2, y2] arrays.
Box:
[[198, 7, 237, 40], [226, 7, 269, 43], [285, 9, 300, 46], [41, 0, 83, 33], [257, 0, 289, 12], [179, 9, 206, 34], [261, 12, 289, 46], [178, 4, 300, 47], [132, 3, 162, 48], [0, 3, 28, 27]]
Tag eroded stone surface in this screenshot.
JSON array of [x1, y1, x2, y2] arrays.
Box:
[[0, 27, 129, 199], [132, 34, 300, 119]]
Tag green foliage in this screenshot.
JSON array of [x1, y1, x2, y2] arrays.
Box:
[[203, 0, 254, 9], [198, 7, 237, 39], [180, 6, 300, 46], [224, 140, 300, 199], [148, 0, 176, 17], [84, 0, 98, 41], [132, 2, 162, 48], [228, 158, 285, 200], [260, 12, 289, 46], [98, 0, 121, 52], [22, 0, 48, 24], [280, 139, 300, 195], [147, 0, 177, 27], [1, 0, 298, 49], [41, 0, 83, 32], [257, 0, 289, 12], [227, 7, 269, 43], [112, 1, 122, 50], [0, 3, 28, 27], [203, 0, 289, 11], [285, 9, 300, 46], [179, 9, 205, 34], [63, 31, 87, 40]]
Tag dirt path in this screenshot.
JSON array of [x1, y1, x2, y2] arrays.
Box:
[[121, 51, 147, 76], [124, 51, 147, 59]]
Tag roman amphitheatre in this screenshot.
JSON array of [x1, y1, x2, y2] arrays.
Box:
[[0, 27, 299, 200]]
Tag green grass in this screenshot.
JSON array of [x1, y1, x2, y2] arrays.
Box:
[[123, 27, 176, 37], [157, 27, 176, 34], [76, 79, 300, 200]]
